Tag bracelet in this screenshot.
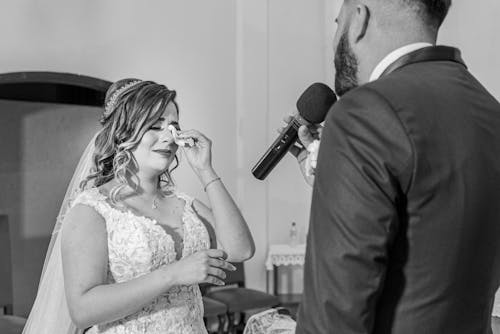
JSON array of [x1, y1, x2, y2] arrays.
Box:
[[203, 177, 221, 192]]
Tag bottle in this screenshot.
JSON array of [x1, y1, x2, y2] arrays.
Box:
[[289, 222, 298, 247]]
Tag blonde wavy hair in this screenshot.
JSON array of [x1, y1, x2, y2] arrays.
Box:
[[81, 78, 179, 204]]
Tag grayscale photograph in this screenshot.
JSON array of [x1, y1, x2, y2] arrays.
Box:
[[0, 1, 499, 334]]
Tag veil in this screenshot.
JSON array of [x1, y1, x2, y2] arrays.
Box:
[[22, 133, 98, 334]]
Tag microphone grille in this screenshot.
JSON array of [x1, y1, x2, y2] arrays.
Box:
[[296, 83, 337, 124]]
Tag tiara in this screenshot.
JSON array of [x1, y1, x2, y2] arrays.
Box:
[[103, 80, 143, 118]]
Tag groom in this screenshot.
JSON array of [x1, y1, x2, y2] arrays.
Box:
[[295, 1, 500, 333]]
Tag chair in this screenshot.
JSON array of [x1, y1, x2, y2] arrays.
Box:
[[0, 315, 27, 334], [0, 215, 14, 315], [206, 262, 280, 334], [0, 216, 26, 334], [202, 296, 227, 334]]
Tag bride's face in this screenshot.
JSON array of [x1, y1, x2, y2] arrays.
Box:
[[131, 102, 180, 175]]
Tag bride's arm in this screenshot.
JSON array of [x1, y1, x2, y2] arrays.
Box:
[[193, 169, 255, 262], [179, 129, 255, 263], [61, 204, 232, 329]]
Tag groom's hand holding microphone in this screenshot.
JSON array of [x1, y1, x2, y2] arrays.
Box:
[[279, 116, 323, 187], [252, 82, 336, 185]]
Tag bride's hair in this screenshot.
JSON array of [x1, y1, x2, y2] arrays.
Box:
[[80, 78, 179, 203]]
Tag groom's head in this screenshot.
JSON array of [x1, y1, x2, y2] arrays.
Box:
[[332, 0, 452, 96]]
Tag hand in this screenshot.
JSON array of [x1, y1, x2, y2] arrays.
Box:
[[278, 115, 323, 187], [278, 115, 323, 156], [177, 129, 213, 173], [170, 249, 236, 286], [298, 123, 322, 148]]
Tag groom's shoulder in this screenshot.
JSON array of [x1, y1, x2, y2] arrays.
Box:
[[329, 84, 396, 123], [330, 65, 446, 123], [362, 59, 471, 105], [326, 84, 408, 144]]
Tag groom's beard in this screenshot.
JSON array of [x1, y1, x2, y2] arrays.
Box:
[[334, 30, 359, 97]]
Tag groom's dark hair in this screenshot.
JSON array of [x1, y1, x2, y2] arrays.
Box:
[[403, 0, 452, 28]]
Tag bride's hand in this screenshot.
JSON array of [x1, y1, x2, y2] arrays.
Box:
[[169, 249, 236, 286], [177, 129, 213, 173]]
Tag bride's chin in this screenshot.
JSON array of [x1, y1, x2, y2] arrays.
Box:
[[153, 161, 174, 174]]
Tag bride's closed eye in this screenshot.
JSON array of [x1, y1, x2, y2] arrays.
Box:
[[149, 119, 164, 131]]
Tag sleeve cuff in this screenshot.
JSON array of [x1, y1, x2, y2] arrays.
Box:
[[305, 140, 320, 176]]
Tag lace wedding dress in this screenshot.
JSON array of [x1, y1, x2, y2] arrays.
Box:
[[72, 187, 210, 334], [243, 309, 296, 334]]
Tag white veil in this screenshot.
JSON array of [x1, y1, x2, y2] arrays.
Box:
[[23, 133, 98, 334]]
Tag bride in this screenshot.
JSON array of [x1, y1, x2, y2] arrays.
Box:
[[23, 78, 255, 334]]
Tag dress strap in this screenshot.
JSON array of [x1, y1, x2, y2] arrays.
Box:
[[172, 190, 195, 209], [70, 187, 109, 219]]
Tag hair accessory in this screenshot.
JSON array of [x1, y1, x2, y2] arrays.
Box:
[[104, 80, 143, 119], [203, 177, 221, 192]]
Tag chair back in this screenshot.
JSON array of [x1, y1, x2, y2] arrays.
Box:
[[224, 262, 245, 288], [0, 215, 14, 314]]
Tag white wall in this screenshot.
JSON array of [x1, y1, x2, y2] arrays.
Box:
[[235, 0, 330, 293], [0, 0, 238, 201], [438, 0, 500, 100]]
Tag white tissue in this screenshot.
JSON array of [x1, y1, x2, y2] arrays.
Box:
[[167, 125, 195, 147]]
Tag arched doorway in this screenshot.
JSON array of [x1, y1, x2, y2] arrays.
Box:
[[0, 72, 111, 316]]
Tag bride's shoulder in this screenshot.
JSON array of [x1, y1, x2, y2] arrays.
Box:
[[73, 187, 105, 204], [60, 188, 106, 233], [67, 187, 108, 219], [62, 190, 107, 244]]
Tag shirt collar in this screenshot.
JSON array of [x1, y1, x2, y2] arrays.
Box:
[[369, 42, 433, 82]]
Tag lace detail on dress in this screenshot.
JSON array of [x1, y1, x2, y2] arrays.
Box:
[[70, 188, 210, 334], [243, 309, 296, 334]]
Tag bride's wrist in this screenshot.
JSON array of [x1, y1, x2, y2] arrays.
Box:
[[159, 264, 179, 289], [196, 168, 222, 192], [196, 167, 218, 183]]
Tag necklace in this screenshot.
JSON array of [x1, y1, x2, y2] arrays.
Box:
[[152, 192, 161, 210]]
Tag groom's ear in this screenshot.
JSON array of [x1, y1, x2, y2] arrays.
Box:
[[350, 3, 370, 44]]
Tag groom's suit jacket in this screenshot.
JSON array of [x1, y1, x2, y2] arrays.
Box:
[[296, 46, 500, 334]]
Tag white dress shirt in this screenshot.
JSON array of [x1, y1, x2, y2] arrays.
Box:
[[369, 42, 433, 81], [494, 289, 500, 317]]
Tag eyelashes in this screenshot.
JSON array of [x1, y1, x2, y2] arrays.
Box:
[[149, 123, 180, 131]]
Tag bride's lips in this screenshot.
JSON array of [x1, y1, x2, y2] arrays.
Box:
[[152, 149, 173, 157]]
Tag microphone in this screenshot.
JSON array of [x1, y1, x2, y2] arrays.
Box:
[[251, 83, 337, 180]]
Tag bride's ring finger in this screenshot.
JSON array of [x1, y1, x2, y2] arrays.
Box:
[[208, 267, 226, 280]]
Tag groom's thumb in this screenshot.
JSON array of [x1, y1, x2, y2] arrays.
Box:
[[298, 125, 314, 147]]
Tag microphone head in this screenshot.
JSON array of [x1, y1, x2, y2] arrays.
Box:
[[296, 83, 337, 124]]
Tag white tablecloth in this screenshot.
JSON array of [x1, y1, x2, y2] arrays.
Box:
[[265, 244, 306, 271]]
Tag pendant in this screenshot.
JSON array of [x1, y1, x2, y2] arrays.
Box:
[[152, 197, 158, 210]]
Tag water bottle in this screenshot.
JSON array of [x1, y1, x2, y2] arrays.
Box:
[[289, 222, 298, 247]]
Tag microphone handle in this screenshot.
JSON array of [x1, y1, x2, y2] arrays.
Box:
[[251, 119, 301, 180]]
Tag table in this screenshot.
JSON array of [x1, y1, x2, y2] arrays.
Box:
[[265, 243, 306, 296]]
